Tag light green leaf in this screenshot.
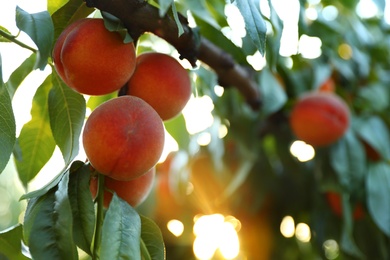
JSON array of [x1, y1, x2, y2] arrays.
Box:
[[68, 161, 95, 255], [0, 53, 16, 174], [49, 71, 86, 165], [100, 194, 141, 260], [15, 6, 54, 70], [235, 0, 267, 55], [258, 68, 287, 115], [48, 0, 69, 15], [158, 0, 173, 17], [5, 53, 36, 98], [15, 75, 56, 186], [171, 3, 184, 36], [140, 215, 165, 260], [0, 224, 29, 260], [164, 114, 190, 150], [24, 172, 78, 260], [367, 162, 390, 237]]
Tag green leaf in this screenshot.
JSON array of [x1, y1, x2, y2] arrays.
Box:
[[100, 194, 141, 260], [330, 129, 366, 191], [140, 215, 165, 260], [51, 0, 94, 41], [68, 161, 95, 255], [171, 3, 184, 36], [20, 170, 65, 200], [5, 53, 36, 98], [0, 53, 16, 174], [15, 75, 56, 186], [158, 0, 173, 17], [0, 26, 12, 43], [86, 92, 116, 111], [235, 0, 267, 55], [357, 84, 389, 112], [0, 224, 29, 260], [180, 0, 221, 29], [24, 172, 78, 259], [258, 68, 287, 116], [164, 114, 190, 150], [49, 71, 86, 165], [367, 162, 390, 237], [48, 0, 69, 15], [15, 6, 54, 70], [356, 116, 390, 160]]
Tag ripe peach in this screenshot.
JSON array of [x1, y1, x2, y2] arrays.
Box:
[[53, 18, 136, 95], [289, 92, 350, 147], [90, 167, 155, 208], [126, 52, 192, 121], [82, 96, 165, 181]]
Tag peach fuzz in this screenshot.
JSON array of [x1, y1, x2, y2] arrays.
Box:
[[126, 52, 192, 121], [53, 18, 136, 95], [82, 96, 165, 181], [289, 92, 350, 147], [90, 167, 156, 208]]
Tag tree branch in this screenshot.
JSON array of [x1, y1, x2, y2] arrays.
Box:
[[85, 0, 261, 109]]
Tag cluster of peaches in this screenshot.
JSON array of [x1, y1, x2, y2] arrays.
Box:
[[53, 18, 192, 208]]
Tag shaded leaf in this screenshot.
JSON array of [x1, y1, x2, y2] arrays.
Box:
[[86, 92, 116, 111], [171, 3, 184, 36], [100, 194, 141, 260], [0, 53, 16, 174], [330, 129, 366, 191], [15, 75, 56, 186], [158, 0, 173, 17], [20, 170, 65, 200], [356, 116, 390, 160], [68, 161, 95, 255], [15, 6, 54, 70], [24, 172, 78, 260], [367, 162, 390, 237], [235, 0, 266, 55], [5, 53, 36, 98], [51, 0, 94, 41], [0, 224, 29, 260], [48, 0, 69, 15], [49, 71, 86, 165], [140, 215, 165, 260]]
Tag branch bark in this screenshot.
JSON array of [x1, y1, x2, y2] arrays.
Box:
[[85, 0, 261, 109]]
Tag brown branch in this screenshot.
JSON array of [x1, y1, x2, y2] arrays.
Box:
[[85, 0, 261, 109]]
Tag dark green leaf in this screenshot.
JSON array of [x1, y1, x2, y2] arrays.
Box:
[[367, 162, 390, 237], [15, 75, 56, 186], [357, 84, 389, 112], [235, 0, 267, 55], [330, 130, 366, 191], [140, 215, 165, 260], [100, 194, 141, 260], [356, 116, 390, 160], [68, 161, 95, 255], [0, 53, 16, 174], [49, 71, 86, 165], [51, 0, 94, 41], [0, 224, 29, 260], [258, 68, 287, 115], [5, 53, 36, 98], [24, 172, 78, 260], [15, 6, 54, 70], [164, 114, 190, 150]]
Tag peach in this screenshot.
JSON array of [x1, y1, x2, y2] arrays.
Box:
[[90, 167, 155, 208], [53, 18, 136, 95], [289, 92, 350, 147], [82, 96, 165, 180], [126, 52, 192, 121]]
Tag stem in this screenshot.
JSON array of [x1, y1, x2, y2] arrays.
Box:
[[0, 29, 37, 53], [92, 173, 105, 260]]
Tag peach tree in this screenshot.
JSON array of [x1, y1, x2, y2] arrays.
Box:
[[1, 0, 390, 259]]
